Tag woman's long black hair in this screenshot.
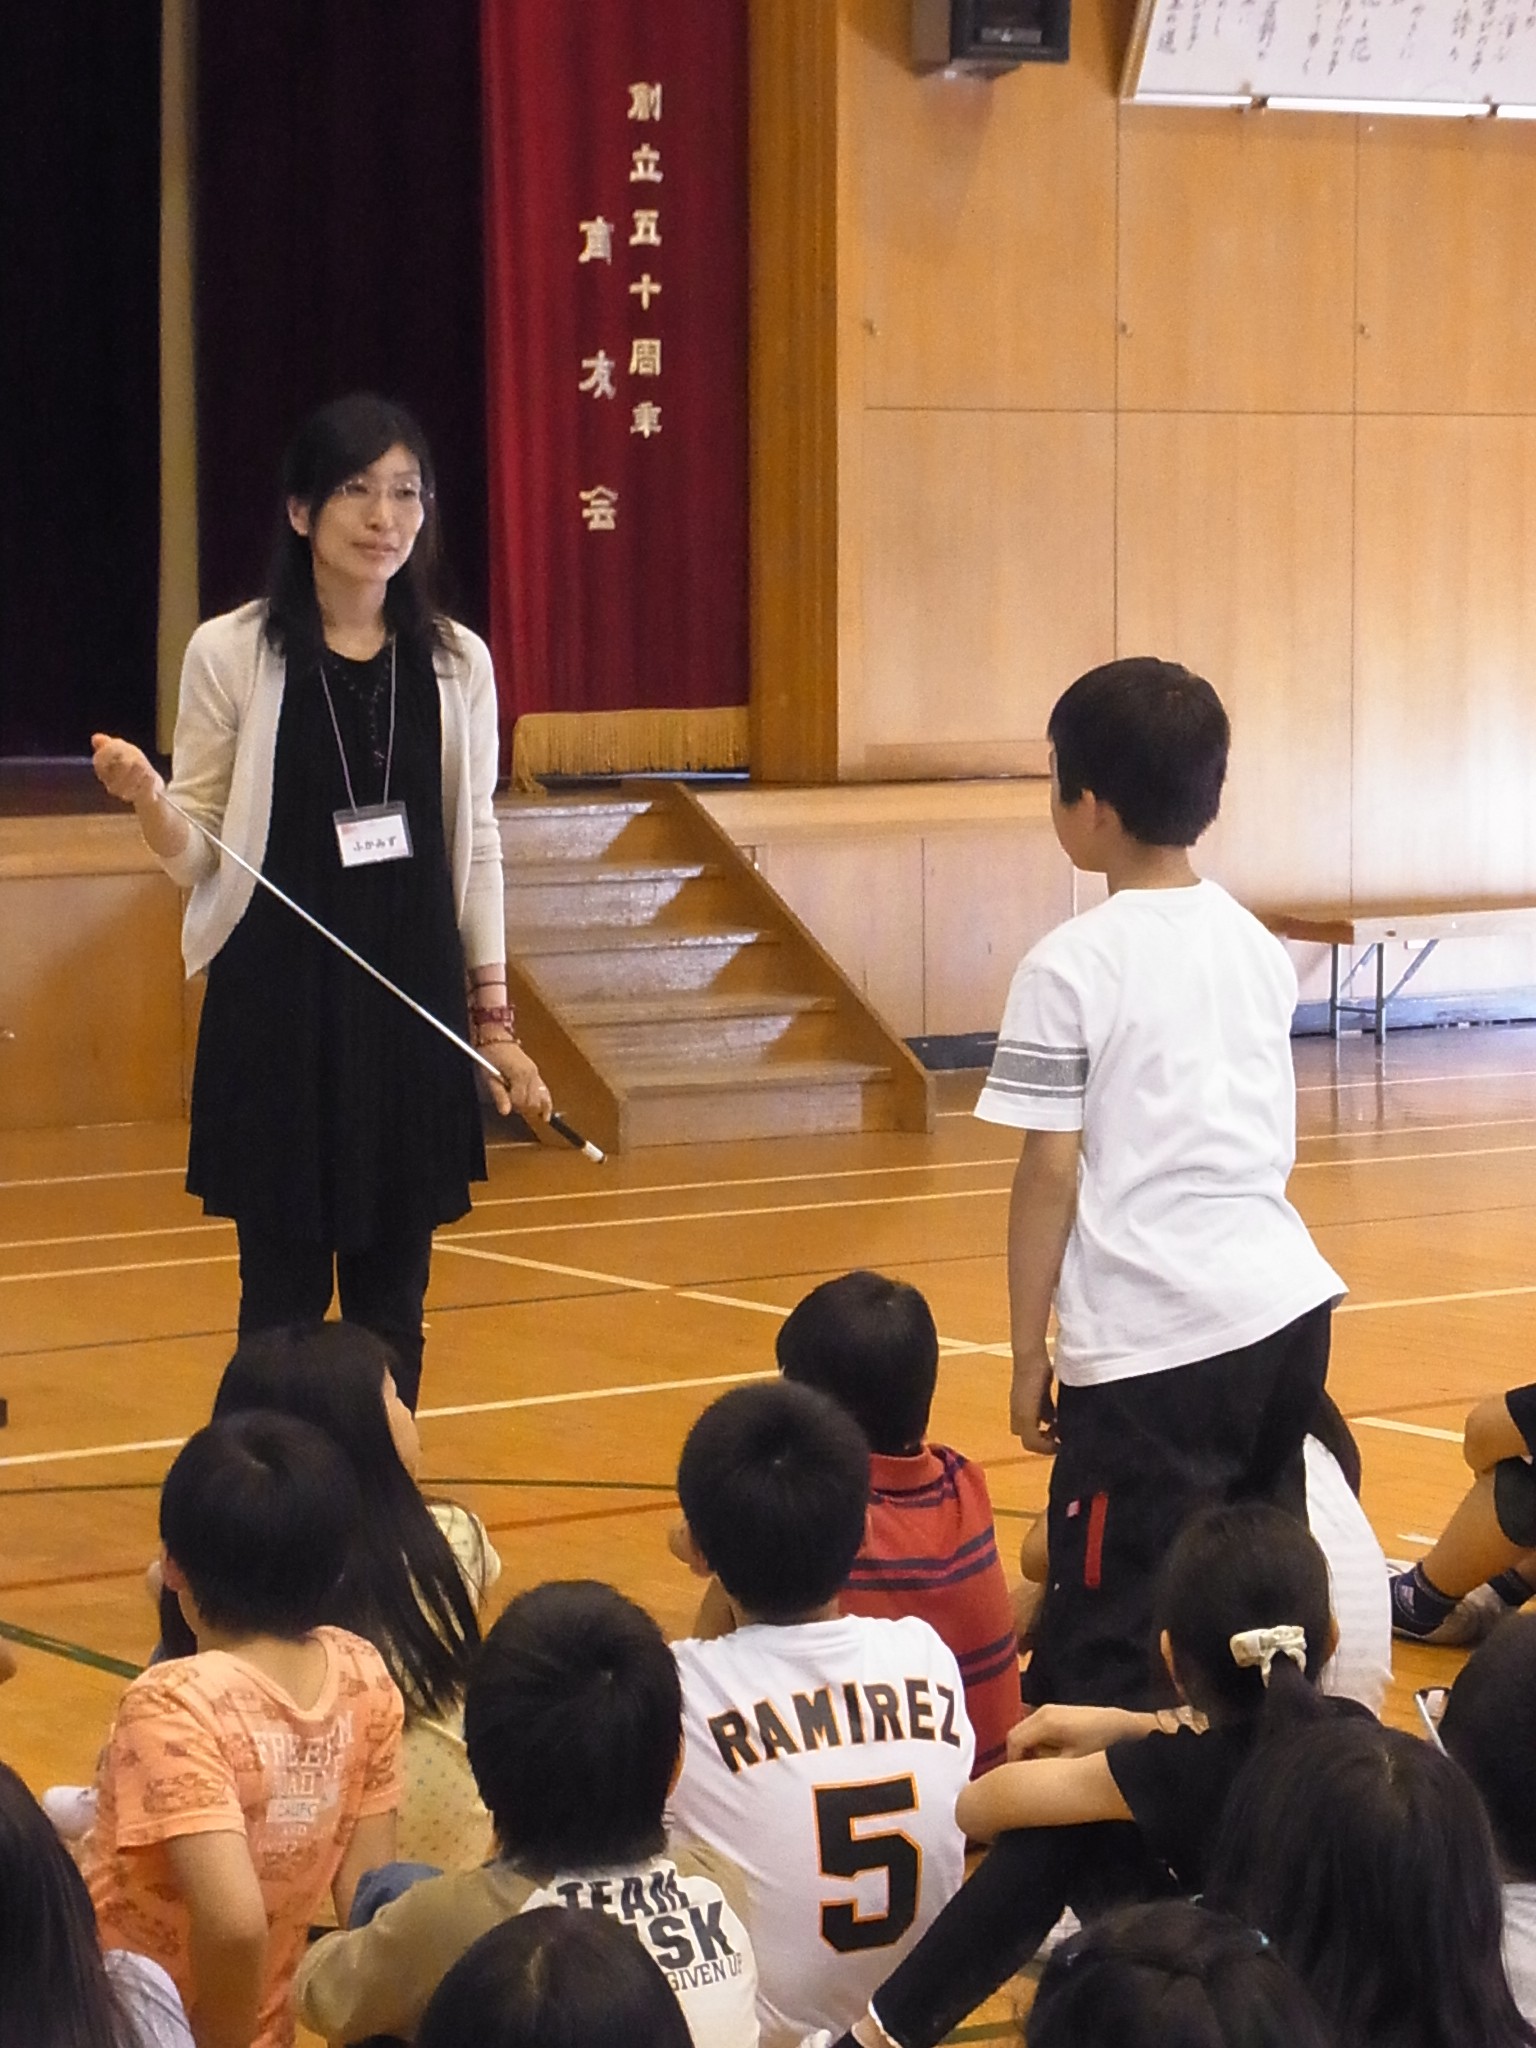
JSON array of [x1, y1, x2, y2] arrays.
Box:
[[0, 1760, 140, 2048], [263, 391, 452, 672], [210, 1320, 481, 1718], [1207, 1717, 1536, 2048]]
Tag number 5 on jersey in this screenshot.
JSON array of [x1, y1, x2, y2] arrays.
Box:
[[814, 1775, 921, 1953]]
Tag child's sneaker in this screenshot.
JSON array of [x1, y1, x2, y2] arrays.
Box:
[[41, 1784, 98, 1840]]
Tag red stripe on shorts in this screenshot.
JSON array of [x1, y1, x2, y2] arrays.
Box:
[[1084, 1491, 1109, 1589]]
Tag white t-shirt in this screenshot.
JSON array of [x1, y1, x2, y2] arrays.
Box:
[[523, 1858, 760, 2048], [976, 881, 1343, 1384], [1303, 1436, 1392, 1717], [1504, 1883, 1536, 2024], [669, 1616, 975, 2048]]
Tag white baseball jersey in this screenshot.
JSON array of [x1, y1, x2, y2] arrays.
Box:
[[668, 1615, 975, 2048]]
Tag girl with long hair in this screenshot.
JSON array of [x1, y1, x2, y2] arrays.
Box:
[[0, 1758, 193, 2048], [827, 1501, 1345, 2048], [1207, 1716, 1536, 2048], [91, 393, 550, 1408], [206, 1319, 497, 1867]]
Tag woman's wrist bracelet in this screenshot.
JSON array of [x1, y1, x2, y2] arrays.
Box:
[[469, 1002, 517, 1044]]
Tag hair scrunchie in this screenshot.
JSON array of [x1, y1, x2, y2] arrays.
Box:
[[1228, 1624, 1307, 1685]]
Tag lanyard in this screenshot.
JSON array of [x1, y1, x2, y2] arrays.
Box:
[[318, 637, 396, 811]]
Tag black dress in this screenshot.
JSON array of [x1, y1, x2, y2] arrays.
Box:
[[187, 638, 486, 1250]]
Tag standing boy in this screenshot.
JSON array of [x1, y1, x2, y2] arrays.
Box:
[[668, 1382, 975, 2048], [976, 657, 1344, 1708], [82, 1414, 403, 2048]]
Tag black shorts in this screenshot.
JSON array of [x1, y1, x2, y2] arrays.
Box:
[[1024, 1301, 1333, 1711], [1490, 1384, 1536, 1547]]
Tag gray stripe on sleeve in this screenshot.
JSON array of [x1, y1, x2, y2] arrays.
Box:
[[986, 1039, 1089, 1098]]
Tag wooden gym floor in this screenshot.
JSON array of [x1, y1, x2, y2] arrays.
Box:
[[3, 1024, 1534, 2037]]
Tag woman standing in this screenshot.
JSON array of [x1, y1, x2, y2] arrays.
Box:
[[93, 394, 549, 1405]]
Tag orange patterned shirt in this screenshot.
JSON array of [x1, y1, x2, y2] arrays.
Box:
[[83, 1627, 403, 2048]]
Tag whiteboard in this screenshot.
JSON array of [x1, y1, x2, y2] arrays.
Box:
[[1124, 0, 1536, 108]]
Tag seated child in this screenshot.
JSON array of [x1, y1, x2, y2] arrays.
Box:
[[416, 1906, 693, 2048], [1440, 1612, 1536, 2024], [975, 657, 1344, 1709], [294, 1578, 759, 2047], [1390, 1382, 1536, 1643], [826, 1502, 1351, 2048], [1024, 1900, 1335, 2048], [80, 1413, 403, 2048], [0, 1754, 195, 2048], [1207, 1716, 1533, 2048], [667, 1381, 975, 2048], [775, 1270, 1019, 1772]]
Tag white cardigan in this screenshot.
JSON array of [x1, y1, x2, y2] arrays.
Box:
[[159, 602, 507, 976]]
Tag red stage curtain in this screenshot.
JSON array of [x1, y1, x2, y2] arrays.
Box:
[[481, 0, 748, 738]]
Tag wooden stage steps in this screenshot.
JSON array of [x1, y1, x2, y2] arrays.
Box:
[[499, 785, 933, 1151]]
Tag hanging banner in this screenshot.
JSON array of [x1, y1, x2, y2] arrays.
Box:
[[481, 0, 748, 760]]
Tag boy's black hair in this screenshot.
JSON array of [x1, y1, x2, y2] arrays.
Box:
[[677, 1381, 870, 1621], [159, 1412, 358, 1638], [464, 1581, 682, 1870], [1208, 1718, 1534, 2048], [775, 1269, 939, 1456], [1047, 657, 1229, 848], [1442, 1612, 1536, 1883], [1155, 1503, 1332, 1729], [417, 1906, 692, 2048], [1028, 1900, 1335, 2048]]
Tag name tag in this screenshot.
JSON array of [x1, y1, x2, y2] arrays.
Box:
[[334, 802, 413, 868]]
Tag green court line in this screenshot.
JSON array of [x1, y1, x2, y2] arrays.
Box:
[[0, 1618, 140, 1680], [945, 2025, 1017, 2042], [0, 1481, 163, 1499]]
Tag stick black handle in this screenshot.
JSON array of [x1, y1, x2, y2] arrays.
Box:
[[547, 1111, 606, 1163]]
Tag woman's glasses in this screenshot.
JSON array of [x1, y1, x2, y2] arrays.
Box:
[[333, 477, 427, 509]]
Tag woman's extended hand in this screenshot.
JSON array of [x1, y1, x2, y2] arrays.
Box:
[[477, 1038, 553, 1122], [91, 732, 163, 808]]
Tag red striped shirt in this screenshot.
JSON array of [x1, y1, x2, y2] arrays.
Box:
[[841, 1444, 1021, 1774]]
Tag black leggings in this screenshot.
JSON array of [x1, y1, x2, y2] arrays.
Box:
[[848, 1823, 1175, 2048], [235, 1217, 435, 1408]]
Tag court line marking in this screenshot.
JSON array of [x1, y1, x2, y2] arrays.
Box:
[[8, 1080, 1535, 1192], [1397, 1532, 1439, 1547], [14, 1132, 1536, 1269], [1354, 1416, 1463, 1443], [1339, 1283, 1536, 1316]]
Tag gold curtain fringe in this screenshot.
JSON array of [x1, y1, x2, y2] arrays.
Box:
[[509, 706, 749, 790]]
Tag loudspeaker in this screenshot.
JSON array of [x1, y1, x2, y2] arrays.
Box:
[[911, 0, 1071, 73]]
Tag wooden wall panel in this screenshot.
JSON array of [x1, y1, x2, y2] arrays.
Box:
[[847, 410, 1116, 775], [922, 822, 1074, 1036], [0, 873, 186, 1129], [1118, 111, 1357, 414], [1358, 121, 1536, 417], [851, 0, 1118, 412], [754, 837, 926, 1033], [748, 0, 841, 782], [1116, 414, 1355, 908], [1354, 418, 1536, 900]]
